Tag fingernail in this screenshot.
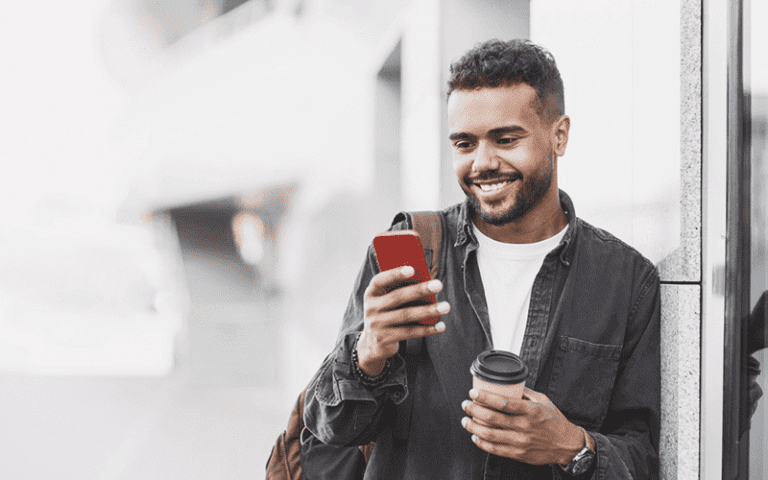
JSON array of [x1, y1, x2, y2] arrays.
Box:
[[401, 266, 414, 277], [437, 302, 450, 314], [461, 400, 471, 410], [469, 389, 479, 399], [461, 417, 470, 428], [471, 435, 478, 444], [427, 279, 442, 292], [435, 321, 446, 332]]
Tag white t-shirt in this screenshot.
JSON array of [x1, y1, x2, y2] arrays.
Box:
[[473, 224, 568, 354]]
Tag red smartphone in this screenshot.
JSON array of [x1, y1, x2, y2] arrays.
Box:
[[372, 230, 438, 325]]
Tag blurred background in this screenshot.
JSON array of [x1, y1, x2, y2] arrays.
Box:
[[0, 0, 765, 478]]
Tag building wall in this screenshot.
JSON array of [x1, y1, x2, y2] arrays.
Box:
[[530, 0, 702, 478]]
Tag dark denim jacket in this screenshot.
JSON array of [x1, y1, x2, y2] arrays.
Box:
[[304, 190, 661, 480]]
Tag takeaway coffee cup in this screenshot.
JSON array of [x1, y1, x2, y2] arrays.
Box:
[[470, 350, 528, 400]]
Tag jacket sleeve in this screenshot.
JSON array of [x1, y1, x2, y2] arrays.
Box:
[[303, 242, 410, 447], [587, 267, 661, 480]]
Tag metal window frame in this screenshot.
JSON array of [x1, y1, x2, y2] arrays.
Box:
[[701, 0, 729, 477], [722, 0, 753, 477]]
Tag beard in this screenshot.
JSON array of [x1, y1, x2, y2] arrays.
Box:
[[465, 153, 555, 226]]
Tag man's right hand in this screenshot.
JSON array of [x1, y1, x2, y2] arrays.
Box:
[[355, 265, 450, 376]]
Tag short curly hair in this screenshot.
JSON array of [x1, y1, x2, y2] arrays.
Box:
[[447, 39, 564, 123]]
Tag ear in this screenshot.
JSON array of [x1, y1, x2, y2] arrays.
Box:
[[551, 115, 570, 157]]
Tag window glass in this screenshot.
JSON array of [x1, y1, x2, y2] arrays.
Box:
[[747, 0, 768, 476]]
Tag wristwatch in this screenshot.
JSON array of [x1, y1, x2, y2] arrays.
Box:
[[561, 428, 595, 477]]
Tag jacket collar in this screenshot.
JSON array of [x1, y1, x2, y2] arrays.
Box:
[[454, 189, 578, 266]]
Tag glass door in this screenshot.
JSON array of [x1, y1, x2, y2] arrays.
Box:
[[746, 0, 768, 476], [723, 0, 768, 478]]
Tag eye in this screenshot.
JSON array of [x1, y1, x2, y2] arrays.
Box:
[[497, 137, 517, 145], [454, 141, 474, 150]]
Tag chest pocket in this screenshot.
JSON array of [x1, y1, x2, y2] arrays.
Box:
[[547, 336, 622, 430]]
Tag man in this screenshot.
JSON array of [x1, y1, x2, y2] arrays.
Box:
[[304, 39, 660, 479]]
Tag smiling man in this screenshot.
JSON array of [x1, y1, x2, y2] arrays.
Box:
[[304, 39, 660, 479]]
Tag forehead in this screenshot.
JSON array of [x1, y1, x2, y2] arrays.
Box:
[[447, 84, 542, 133]]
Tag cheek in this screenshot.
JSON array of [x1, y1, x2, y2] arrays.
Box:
[[453, 156, 472, 179]]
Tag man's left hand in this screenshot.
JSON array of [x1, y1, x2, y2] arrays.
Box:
[[461, 387, 591, 466]]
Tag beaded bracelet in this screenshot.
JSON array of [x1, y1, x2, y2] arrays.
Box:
[[351, 335, 392, 387]]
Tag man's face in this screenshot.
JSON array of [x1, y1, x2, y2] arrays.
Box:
[[447, 83, 564, 227]]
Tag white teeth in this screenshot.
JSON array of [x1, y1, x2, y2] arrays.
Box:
[[479, 182, 508, 192]]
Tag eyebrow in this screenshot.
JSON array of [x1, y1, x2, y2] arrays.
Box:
[[448, 125, 525, 141], [448, 132, 471, 141], [488, 125, 525, 136]]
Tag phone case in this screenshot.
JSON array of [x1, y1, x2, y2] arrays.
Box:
[[372, 230, 438, 325]]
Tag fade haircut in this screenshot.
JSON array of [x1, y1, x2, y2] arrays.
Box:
[[447, 39, 565, 123]]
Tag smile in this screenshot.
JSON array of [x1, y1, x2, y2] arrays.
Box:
[[478, 182, 510, 192]]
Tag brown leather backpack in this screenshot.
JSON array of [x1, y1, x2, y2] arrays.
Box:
[[265, 211, 443, 480]]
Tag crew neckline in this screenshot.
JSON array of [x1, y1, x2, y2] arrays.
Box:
[[472, 223, 569, 259]]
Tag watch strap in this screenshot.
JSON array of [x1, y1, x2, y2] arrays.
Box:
[[561, 427, 595, 476]]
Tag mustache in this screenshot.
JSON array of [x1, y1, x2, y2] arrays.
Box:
[[465, 172, 522, 184]]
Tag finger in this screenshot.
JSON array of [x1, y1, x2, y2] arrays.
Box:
[[373, 299, 450, 326], [393, 320, 448, 340], [461, 416, 517, 447], [461, 400, 515, 429], [367, 266, 416, 297], [377, 279, 444, 312], [468, 388, 531, 416], [363, 299, 448, 349], [468, 433, 521, 459]]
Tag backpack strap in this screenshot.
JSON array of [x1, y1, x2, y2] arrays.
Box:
[[390, 210, 444, 442], [410, 211, 442, 280], [389, 210, 443, 280]]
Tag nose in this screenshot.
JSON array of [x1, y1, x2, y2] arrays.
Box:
[[472, 141, 499, 173]]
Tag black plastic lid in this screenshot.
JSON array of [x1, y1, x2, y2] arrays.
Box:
[[470, 350, 528, 385]]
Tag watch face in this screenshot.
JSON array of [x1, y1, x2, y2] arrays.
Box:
[[572, 452, 595, 475]]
